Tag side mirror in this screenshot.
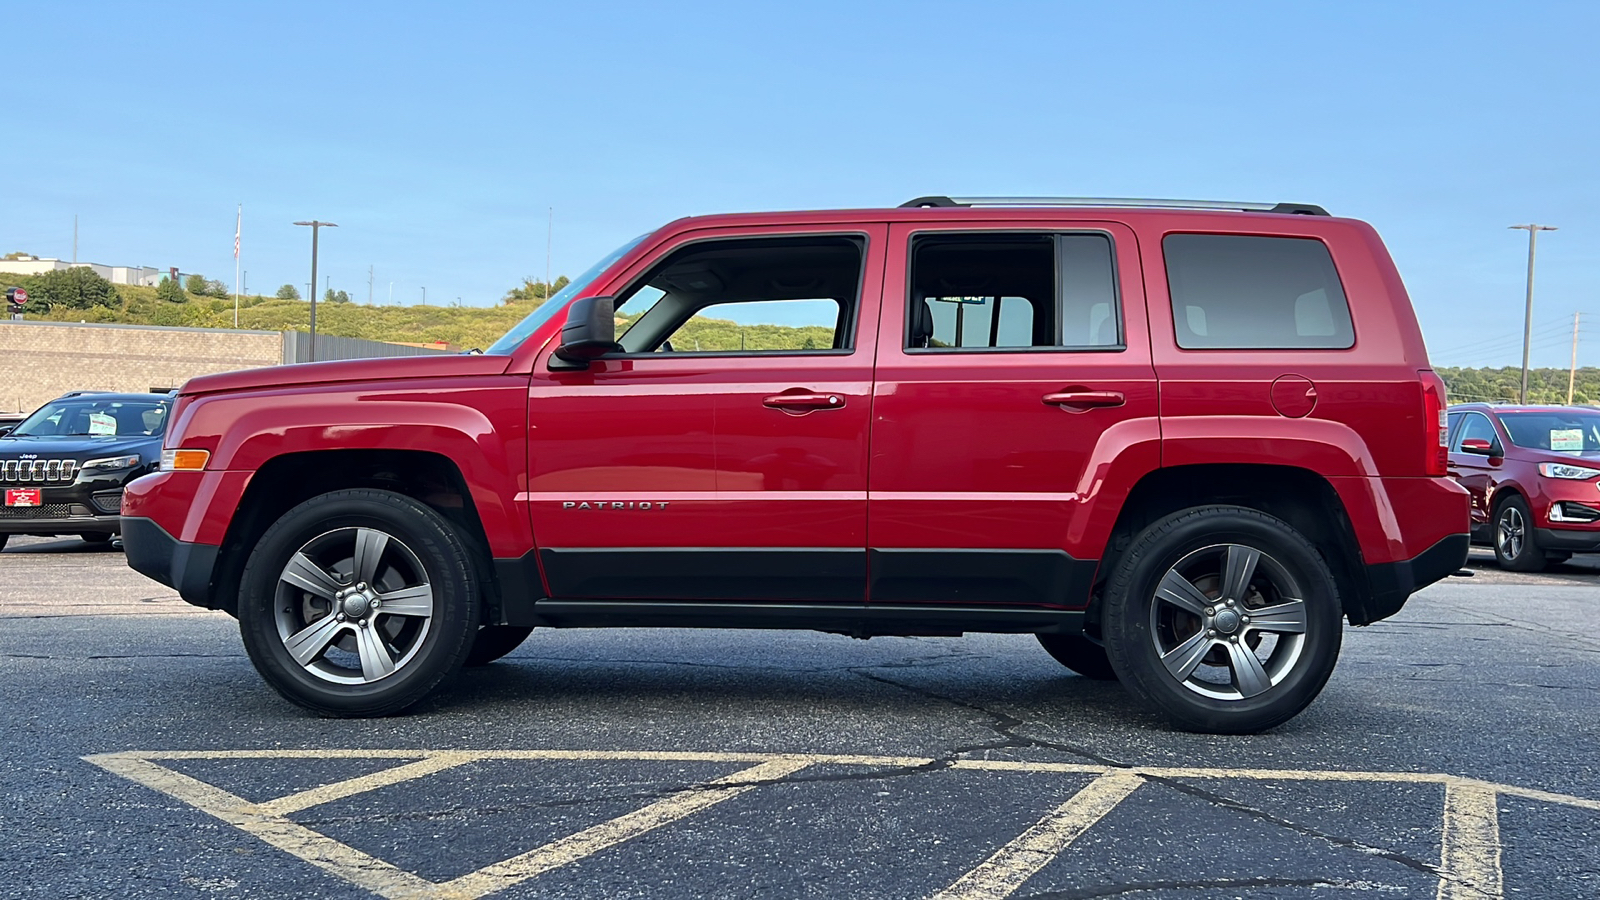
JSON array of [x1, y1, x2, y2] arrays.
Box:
[[1460, 438, 1498, 457], [551, 296, 620, 369], [0, 425, 13, 437]]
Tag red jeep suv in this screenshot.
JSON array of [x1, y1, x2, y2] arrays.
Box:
[[121, 196, 1469, 733], [1447, 403, 1600, 571]]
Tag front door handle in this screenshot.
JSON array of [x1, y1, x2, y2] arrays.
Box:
[[1042, 390, 1125, 409], [763, 391, 845, 411]]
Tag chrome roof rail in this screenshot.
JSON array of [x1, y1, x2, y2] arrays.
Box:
[[899, 196, 1329, 216]]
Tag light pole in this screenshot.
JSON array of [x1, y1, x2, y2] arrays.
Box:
[[293, 220, 338, 362], [1510, 224, 1558, 403]]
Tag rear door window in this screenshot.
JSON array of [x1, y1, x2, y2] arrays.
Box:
[[1163, 234, 1354, 350]]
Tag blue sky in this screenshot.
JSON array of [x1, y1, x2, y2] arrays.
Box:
[[3, 1, 1595, 367]]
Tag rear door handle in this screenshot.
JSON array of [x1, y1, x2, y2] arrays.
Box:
[[763, 392, 845, 411], [1042, 390, 1125, 409]]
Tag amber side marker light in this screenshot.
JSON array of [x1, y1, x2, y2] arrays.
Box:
[[160, 449, 210, 471]]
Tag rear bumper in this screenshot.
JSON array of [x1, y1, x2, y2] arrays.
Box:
[[1357, 532, 1469, 625], [121, 515, 218, 608]]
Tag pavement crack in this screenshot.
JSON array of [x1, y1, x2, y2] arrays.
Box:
[[1134, 776, 1448, 882]]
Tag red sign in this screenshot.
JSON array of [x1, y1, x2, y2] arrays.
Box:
[[5, 488, 41, 507], [4, 288, 24, 306]]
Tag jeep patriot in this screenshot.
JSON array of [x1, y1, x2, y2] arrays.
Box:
[[122, 196, 1470, 733]]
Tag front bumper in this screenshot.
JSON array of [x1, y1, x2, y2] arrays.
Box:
[[1532, 527, 1600, 553], [121, 516, 219, 608], [0, 478, 127, 534]]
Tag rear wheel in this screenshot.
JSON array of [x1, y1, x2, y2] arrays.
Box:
[[1102, 506, 1344, 734], [1493, 495, 1546, 572], [238, 489, 479, 717], [465, 625, 535, 666], [1036, 633, 1117, 680]]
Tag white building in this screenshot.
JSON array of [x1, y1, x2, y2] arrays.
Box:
[[0, 257, 172, 287]]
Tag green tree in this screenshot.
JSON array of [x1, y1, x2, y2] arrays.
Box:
[[325, 288, 351, 304], [185, 274, 209, 295], [276, 284, 301, 300], [503, 275, 570, 305], [205, 279, 230, 298], [22, 266, 120, 311], [2, 251, 37, 261], [156, 277, 187, 303]]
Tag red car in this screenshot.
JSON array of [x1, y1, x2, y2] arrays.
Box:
[[121, 196, 1469, 733], [1447, 403, 1600, 570]]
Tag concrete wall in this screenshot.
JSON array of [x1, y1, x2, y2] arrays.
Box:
[[0, 321, 282, 414]]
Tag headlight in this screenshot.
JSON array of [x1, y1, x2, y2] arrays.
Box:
[[80, 454, 141, 473], [1538, 462, 1600, 479]]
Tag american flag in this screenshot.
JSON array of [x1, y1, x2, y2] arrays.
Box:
[[233, 206, 241, 259]]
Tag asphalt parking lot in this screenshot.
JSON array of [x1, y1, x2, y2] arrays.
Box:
[[1, 538, 1596, 899]]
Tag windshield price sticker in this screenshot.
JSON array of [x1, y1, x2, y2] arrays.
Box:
[[5, 488, 41, 507], [1550, 428, 1584, 452], [87, 412, 117, 436]]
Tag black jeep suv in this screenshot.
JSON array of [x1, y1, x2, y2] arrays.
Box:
[[0, 392, 170, 548]]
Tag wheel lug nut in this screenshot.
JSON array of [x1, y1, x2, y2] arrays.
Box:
[[1205, 607, 1215, 616], [1230, 635, 1239, 643], [1207, 629, 1217, 637], [335, 613, 345, 621], [1241, 615, 1251, 623]]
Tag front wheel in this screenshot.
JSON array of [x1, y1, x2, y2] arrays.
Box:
[[237, 489, 479, 717], [1493, 496, 1546, 572], [1102, 506, 1344, 734]]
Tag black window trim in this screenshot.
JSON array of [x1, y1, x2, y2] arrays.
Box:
[[602, 231, 872, 360], [1162, 230, 1357, 353], [901, 228, 1127, 355]]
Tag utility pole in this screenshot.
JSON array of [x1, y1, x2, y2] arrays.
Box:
[[72, 215, 78, 264], [293, 220, 338, 362], [421, 286, 427, 306], [1510, 224, 1558, 404], [1569, 312, 1581, 405], [367, 265, 374, 305]]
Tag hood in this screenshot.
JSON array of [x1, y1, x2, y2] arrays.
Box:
[[182, 353, 513, 396], [1513, 446, 1600, 466], [0, 434, 157, 458]]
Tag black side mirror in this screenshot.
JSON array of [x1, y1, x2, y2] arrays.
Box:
[[0, 425, 13, 437], [550, 296, 620, 369]]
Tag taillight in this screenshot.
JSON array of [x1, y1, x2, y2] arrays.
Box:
[[1420, 370, 1448, 476]]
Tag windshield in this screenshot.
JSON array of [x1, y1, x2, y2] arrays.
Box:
[[11, 398, 170, 438], [484, 234, 650, 355], [1497, 411, 1600, 453]]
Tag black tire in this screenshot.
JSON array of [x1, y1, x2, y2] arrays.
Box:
[[80, 533, 115, 544], [0, 534, 9, 552], [1102, 506, 1344, 734], [464, 625, 535, 667], [1036, 633, 1118, 680], [1493, 495, 1546, 572], [237, 489, 479, 717]]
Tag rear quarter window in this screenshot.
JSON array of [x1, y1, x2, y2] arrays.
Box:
[[1163, 233, 1354, 350]]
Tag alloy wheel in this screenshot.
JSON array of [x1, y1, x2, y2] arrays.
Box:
[[272, 526, 435, 685], [1148, 543, 1309, 701], [1497, 506, 1526, 560]]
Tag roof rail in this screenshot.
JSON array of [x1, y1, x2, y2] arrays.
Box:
[[899, 196, 1330, 216]]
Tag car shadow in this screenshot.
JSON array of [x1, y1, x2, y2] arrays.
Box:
[[1, 536, 123, 554]]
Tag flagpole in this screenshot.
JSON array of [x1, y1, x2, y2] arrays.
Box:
[[233, 204, 242, 328]]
